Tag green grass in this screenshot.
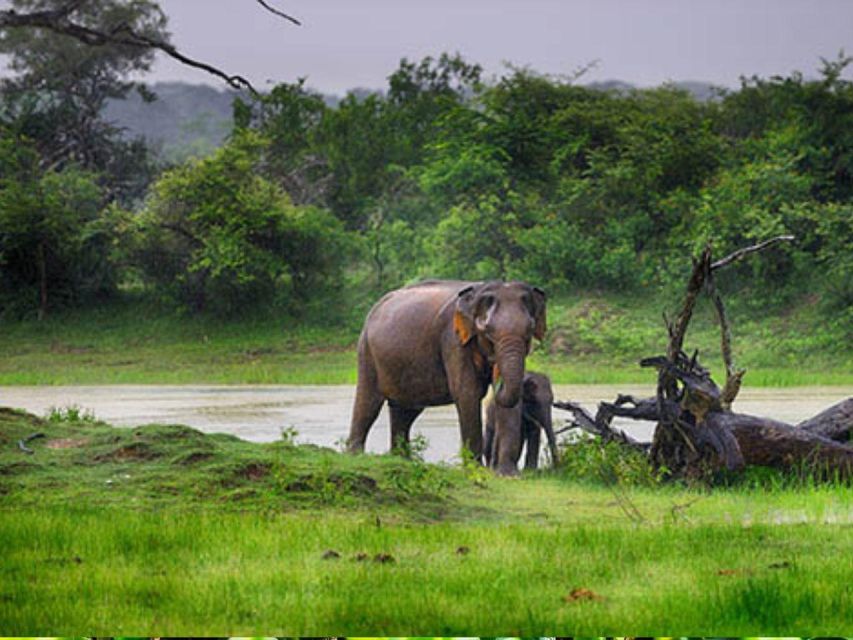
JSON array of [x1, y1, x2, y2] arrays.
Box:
[[1, 407, 851, 633], [0, 289, 851, 386]]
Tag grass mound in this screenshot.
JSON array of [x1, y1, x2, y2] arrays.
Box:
[[0, 408, 463, 516]]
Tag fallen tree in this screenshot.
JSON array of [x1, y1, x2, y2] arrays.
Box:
[[554, 237, 853, 481]]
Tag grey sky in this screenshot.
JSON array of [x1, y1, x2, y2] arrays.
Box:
[[7, 0, 853, 93]]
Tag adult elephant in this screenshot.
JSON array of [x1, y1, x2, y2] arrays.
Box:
[[346, 279, 546, 474]]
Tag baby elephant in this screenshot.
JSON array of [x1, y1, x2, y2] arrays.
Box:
[[484, 371, 558, 471]]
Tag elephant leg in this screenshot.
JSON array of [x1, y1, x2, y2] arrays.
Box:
[[347, 350, 384, 453], [389, 404, 423, 455], [494, 402, 524, 476], [455, 394, 484, 463], [523, 415, 541, 470], [483, 401, 496, 467], [541, 406, 559, 465]]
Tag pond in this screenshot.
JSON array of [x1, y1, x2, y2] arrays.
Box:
[[2, 384, 850, 463]]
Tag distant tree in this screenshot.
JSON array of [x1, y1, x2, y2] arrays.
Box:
[[234, 80, 332, 206], [717, 52, 853, 201], [0, 0, 168, 203], [0, 130, 115, 318], [131, 131, 351, 315], [386, 52, 483, 161]]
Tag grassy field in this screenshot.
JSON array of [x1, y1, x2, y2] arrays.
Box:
[[1, 407, 851, 634], [1, 291, 851, 386]]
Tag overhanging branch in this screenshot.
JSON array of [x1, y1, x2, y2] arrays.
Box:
[[255, 0, 301, 25], [0, 1, 302, 93]]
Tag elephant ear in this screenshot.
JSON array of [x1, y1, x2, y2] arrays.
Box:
[[532, 286, 547, 340], [453, 285, 477, 345]]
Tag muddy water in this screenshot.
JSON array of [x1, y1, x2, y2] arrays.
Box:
[[1, 384, 850, 463]]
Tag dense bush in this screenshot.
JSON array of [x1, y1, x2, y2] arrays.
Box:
[[0, 132, 116, 317], [129, 132, 351, 315]]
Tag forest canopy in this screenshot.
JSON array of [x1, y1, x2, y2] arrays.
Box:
[[1, 5, 852, 327]]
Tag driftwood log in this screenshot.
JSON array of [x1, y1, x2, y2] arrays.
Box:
[[554, 237, 853, 481]]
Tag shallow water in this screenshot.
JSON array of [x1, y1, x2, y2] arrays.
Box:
[[2, 384, 850, 463]]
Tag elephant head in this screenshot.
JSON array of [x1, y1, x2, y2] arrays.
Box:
[[453, 281, 546, 409]]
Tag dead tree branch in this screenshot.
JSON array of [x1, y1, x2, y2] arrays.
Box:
[[797, 398, 853, 443], [254, 0, 301, 25], [710, 235, 795, 271], [666, 246, 711, 361], [553, 235, 852, 482], [705, 271, 744, 408], [0, 1, 302, 93], [556, 395, 853, 477], [552, 400, 648, 452]]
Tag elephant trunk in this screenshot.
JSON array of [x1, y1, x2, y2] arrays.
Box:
[[494, 334, 527, 409]]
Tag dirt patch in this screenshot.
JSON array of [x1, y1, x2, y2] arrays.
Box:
[[545, 325, 601, 356], [563, 587, 605, 603], [237, 462, 270, 481], [285, 471, 378, 495], [50, 341, 94, 354], [174, 450, 214, 465], [373, 553, 395, 564], [133, 424, 204, 441], [46, 437, 89, 450], [95, 442, 160, 462], [0, 407, 45, 428], [219, 462, 272, 488], [244, 346, 279, 357], [0, 461, 36, 476]]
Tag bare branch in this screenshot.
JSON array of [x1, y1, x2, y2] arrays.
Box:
[[553, 400, 648, 451], [710, 235, 795, 271], [553, 400, 603, 437], [255, 0, 301, 25], [705, 270, 745, 408], [1, 2, 303, 93], [667, 245, 711, 361], [111, 25, 258, 93]]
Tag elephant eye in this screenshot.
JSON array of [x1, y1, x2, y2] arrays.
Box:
[[481, 295, 496, 309]]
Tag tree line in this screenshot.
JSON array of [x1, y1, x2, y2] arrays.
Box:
[[1, 1, 851, 324]]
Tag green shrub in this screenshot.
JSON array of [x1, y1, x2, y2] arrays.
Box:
[[0, 133, 116, 317], [131, 131, 353, 315], [554, 436, 661, 487]]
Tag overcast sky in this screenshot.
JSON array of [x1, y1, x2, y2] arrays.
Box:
[[6, 0, 853, 93]]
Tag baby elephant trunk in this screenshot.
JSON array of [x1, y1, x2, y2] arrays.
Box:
[[494, 335, 527, 409]]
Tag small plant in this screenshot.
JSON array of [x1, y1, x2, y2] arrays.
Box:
[[45, 404, 96, 423], [386, 458, 451, 497], [390, 432, 430, 461], [279, 425, 299, 447], [459, 446, 490, 488], [554, 437, 661, 487]]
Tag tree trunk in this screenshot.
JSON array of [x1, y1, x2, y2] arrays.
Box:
[[721, 411, 853, 476], [796, 398, 853, 443], [37, 240, 48, 321], [550, 237, 853, 481], [555, 396, 853, 479]]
